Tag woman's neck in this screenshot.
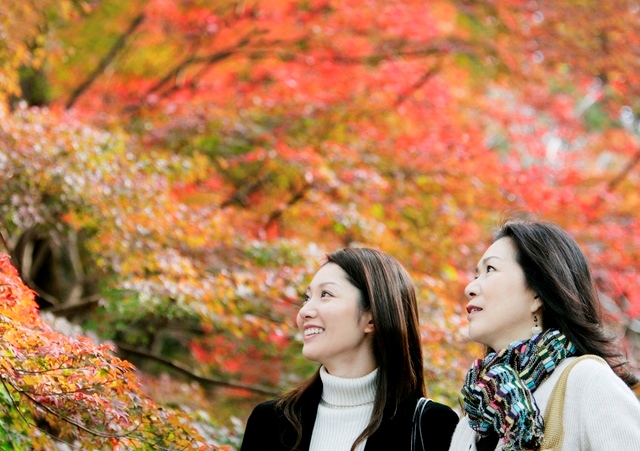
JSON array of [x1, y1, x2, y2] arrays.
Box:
[[319, 366, 378, 407], [323, 355, 377, 378]]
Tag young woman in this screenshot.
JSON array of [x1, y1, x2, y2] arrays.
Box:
[[241, 247, 458, 451], [450, 219, 640, 451]]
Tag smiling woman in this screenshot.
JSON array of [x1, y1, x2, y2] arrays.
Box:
[[240, 247, 458, 451], [297, 262, 376, 378]]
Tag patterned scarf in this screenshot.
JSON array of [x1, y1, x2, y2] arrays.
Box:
[[461, 328, 576, 451]]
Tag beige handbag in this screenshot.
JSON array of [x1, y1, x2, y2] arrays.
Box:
[[540, 355, 606, 450]]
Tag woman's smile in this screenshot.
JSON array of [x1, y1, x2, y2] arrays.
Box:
[[297, 262, 375, 376], [303, 326, 325, 341]]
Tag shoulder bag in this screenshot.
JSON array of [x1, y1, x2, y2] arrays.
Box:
[[541, 354, 606, 451], [411, 397, 432, 451]]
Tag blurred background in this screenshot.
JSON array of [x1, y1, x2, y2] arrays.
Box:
[[2, 0, 640, 448]]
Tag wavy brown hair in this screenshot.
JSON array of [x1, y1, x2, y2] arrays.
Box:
[[276, 247, 425, 450], [495, 218, 638, 387]]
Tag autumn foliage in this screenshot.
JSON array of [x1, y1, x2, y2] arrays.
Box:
[[0, 254, 216, 449], [2, 0, 640, 447]]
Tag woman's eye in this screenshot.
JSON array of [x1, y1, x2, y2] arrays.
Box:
[[487, 265, 496, 272], [321, 290, 331, 297], [302, 293, 310, 303]]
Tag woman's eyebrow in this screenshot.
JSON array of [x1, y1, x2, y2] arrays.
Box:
[[475, 255, 502, 273], [307, 281, 341, 291], [481, 255, 502, 265]]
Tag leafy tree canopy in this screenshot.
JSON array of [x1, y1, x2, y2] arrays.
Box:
[[2, 0, 639, 447]]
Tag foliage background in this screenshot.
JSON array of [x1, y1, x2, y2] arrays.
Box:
[[1, 0, 640, 448]]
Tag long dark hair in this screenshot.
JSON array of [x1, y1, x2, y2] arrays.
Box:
[[276, 247, 425, 450], [495, 219, 638, 387]]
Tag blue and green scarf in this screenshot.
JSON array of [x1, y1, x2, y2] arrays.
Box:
[[461, 328, 576, 451]]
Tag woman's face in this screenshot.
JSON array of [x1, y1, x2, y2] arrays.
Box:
[[297, 262, 376, 377], [464, 237, 542, 350]]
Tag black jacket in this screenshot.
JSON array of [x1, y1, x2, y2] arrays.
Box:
[[240, 380, 458, 451]]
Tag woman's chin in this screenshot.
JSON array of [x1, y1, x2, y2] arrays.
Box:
[[467, 327, 483, 344], [301, 348, 321, 363]]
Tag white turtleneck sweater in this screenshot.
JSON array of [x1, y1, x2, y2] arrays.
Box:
[[309, 366, 378, 451]]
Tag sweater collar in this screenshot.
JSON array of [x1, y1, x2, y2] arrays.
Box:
[[319, 365, 378, 407]]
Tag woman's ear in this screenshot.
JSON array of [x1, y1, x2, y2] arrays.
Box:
[[531, 294, 543, 313], [362, 312, 375, 334]]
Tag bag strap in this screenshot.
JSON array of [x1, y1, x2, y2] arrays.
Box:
[[411, 397, 432, 451], [541, 355, 606, 450]]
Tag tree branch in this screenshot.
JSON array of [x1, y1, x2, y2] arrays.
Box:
[[394, 63, 441, 107], [123, 35, 253, 114], [322, 37, 474, 65], [264, 182, 311, 230], [13, 231, 61, 307], [0, 229, 9, 254], [65, 13, 145, 109], [2, 377, 141, 440], [115, 343, 280, 396], [607, 148, 640, 192], [46, 295, 100, 316], [220, 173, 270, 208]]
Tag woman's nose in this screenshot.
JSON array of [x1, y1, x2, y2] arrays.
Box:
[[298, 301, 317, 319], [464, 279, 478, 299]]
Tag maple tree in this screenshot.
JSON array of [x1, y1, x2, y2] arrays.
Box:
[[2, 0, 640, 447], [0, 253, 216, 449]]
